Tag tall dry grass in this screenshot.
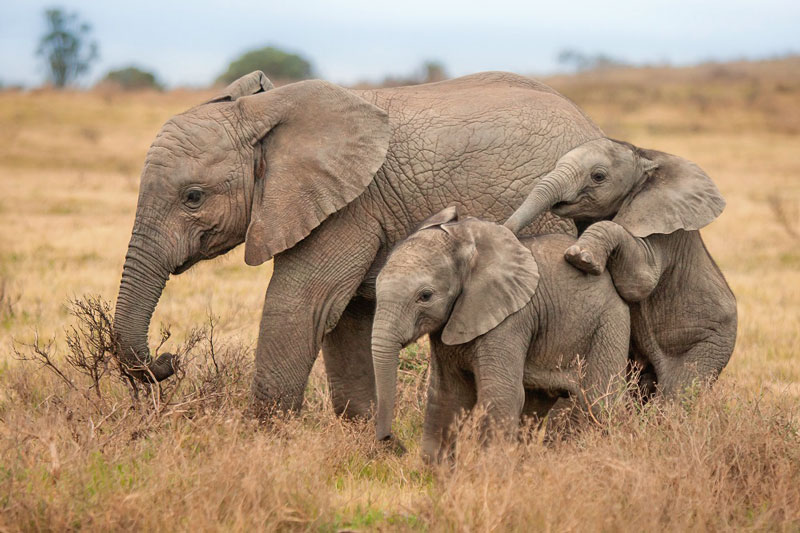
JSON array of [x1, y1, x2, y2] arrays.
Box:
[[1, 58, 799, 530]]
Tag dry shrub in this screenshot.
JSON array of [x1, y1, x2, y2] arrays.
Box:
[[10, 296, 247, 420]]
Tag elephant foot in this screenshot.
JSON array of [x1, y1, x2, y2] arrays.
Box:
[[564, 244, 605, 275], [380, 434, 408, 456]]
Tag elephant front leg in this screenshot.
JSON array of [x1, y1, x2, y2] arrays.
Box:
[[472, 328, 529, 442], [251, 214, 381, 416], [421, 351, 477, 464], [565, 220, 664, 302], [321, 296, 376, 419]]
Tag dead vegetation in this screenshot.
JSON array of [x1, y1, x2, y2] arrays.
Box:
[[767, 194, 800, 242], [1, 298, 798, 530], [1, 57, 800, 530], [0, 278, 20, 324]]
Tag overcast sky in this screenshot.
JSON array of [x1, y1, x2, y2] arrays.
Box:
[[2, 0, 798, 88]]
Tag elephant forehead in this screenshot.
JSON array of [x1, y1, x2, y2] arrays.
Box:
[[142, 118, 241, 187], [151, 115, 236, 160], [381, 240, 455, 285], [562, 138, 604, 159], [389, 232, 454, 264]]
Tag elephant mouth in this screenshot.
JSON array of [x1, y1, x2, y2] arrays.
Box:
[[173, 257, 199, 275], [172, 242, 240, 275], [552, 199, 578, 210]]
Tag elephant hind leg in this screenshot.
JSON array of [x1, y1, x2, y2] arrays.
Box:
[[579, 303, 631, 420], [656, 338, 736, 398], [652, 302, 737, 398], [321, 296, 377, 419]]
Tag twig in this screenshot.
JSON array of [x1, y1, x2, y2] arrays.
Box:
[[767, 194, 800, 241]]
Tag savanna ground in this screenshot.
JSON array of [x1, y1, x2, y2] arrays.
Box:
[[1, 57, 799, 531]]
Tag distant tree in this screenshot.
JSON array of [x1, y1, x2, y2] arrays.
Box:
[[102, 66, 163, 90], [216, 46, 313, 84], [378, 60, 450, 88], [36, 8, 99, 88], [557, 49, 628, 72], [420, 60, 448, 83]]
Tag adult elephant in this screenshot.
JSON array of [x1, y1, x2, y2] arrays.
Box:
[[113, 70, 603, 417]]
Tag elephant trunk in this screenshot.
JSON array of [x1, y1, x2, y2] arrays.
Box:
[[113, 234, 175, 382], [371, 307, 409, 441], [504, 164, 580, 234]]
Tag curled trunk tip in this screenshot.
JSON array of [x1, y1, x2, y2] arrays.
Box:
[[113, 247, 175, 383], [505, 168, 574, 234]]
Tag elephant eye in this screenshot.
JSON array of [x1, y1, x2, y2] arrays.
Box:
[[417, 289, 434, 303], [184, 188, 205, 208], [591, 171, 607, 183]]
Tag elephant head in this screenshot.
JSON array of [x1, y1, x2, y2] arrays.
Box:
[[504, 138, 726, 238], [114, 71, 390, 381], [372, 207, 540, 440]]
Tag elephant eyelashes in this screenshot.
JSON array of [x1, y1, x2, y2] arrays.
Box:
[[183, 188, 205, 208], [591, 171, 607, 183], [417, 289, 434, 303]]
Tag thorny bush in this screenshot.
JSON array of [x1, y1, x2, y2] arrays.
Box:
[[11, 295, 253, 426]]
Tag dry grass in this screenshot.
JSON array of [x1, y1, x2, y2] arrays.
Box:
[[1, 57, 799, 531]]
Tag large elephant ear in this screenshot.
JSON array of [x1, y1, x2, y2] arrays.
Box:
[[417, 206, 460, 231], [441, 219, 539, 345], [613, 149, 726, 238], [204, 71, 274, 104], [237, 80, 391, 265]]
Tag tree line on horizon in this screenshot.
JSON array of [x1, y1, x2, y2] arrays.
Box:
[[26, 7, 453, 92], [27, 7, 782, 92]]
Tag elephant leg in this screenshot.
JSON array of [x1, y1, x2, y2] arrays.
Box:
[[632, 267, 737, 399], [471, 322, 529, 442], [565, 220, 664, 303], [251, 211, 382, 415], [321, 296, 376, 419], [521, 389, 559, 422], [578, 303, 631, 420], [475, 370, 525, 443], [655, 332, 736, 398], [421, 348, 476, 464], [628, 357, 659, 400], [521, 368, 578, 427]]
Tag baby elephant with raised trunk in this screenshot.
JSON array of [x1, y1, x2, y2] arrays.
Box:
[[372, 207, 630, 463], [505, 138, 737, 397]]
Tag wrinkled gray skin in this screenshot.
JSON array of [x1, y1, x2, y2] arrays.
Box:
[[113, 70, 603, 412], [505, 138, 737, 396], [372, 208, 630, 462]]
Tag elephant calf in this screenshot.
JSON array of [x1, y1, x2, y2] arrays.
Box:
[[505, 138, 738, 396], [372, 207, 630, 463]]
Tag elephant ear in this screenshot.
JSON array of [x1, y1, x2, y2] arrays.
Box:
[[417, 206, 460, 231], [238, 80, 391, 265], [441, 219, 540, 345], [204, 71, 274, 104], [613, 149, 726, 238]]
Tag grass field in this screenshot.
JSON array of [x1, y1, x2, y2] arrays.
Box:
[[1, 58, 799, 530]]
